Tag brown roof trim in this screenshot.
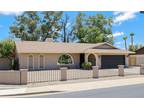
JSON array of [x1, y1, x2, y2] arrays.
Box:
[[136, 47, 144, 52]]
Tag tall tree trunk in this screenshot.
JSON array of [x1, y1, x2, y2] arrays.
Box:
[[131, 36, 134, 47], [63, 24, 67, 42], [125, 40, 127, 50]]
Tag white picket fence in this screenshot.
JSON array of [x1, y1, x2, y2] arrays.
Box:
[[27, 67, 140, 83], [28, 70, 61, 83]]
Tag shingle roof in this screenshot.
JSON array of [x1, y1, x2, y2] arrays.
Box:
[[15, 41, 102, 53], [85, 49, 134, 55], [15, 41, 134, 54], [136, 47, 144, 54]]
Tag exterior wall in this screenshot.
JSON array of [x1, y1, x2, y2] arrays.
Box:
[[0, 58, 11, 70], [18, 53, 80, 70], [129, 55, 136, 66], [129, 55, 144, 66], [136, 55, 144, 65], [0, 70, 20, 84], [0, 70, 27, 85]]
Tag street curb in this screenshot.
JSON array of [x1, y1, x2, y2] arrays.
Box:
[[1, 90, 63, 97], [1, 76, 144, 97], [0, 88, 27, 96]]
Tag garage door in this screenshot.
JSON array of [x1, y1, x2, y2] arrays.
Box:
[[101, 55, 125, 69]]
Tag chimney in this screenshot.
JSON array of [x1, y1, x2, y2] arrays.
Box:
[[45, 38, 53, 42]]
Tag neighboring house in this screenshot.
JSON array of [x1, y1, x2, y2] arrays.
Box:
[[136, 47, 144, 54], [129, 47, 144, 66], [15, 38, 133, 70]]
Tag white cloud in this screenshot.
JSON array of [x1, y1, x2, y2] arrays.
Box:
[[113, 11, 121, 15], [0, 11, 23, 16], [115, 41, 123, 48], [113, 11, 138, 24], [66, 22, 71, 28], [115, 41, 123, 45], [113, 31, 124, 37]]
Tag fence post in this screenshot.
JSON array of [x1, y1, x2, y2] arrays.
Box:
[[60, 67, 67, 81], [118, 65, 124, 76], [92, 66, 99, 78], [20, 69, 28, 85], [140, 64, 144, 75]]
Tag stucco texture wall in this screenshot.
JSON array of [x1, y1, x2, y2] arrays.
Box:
[[18, 53, 80, 70], [136, 55, 144, 65], [129, 55, 144, 66]]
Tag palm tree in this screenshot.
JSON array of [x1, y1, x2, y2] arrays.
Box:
[[123, 36, 128, 50], [130, 32, 134, 47]]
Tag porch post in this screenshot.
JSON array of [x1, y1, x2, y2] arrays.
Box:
[[85, 53, 88, 62], [94, 54, 99, 66], [125, 55, 129, 67]]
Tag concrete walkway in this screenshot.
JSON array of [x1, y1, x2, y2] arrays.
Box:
[[1, 75, 144, 97]]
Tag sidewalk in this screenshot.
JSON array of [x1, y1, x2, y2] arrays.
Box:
[[1, 75, 144, 97]]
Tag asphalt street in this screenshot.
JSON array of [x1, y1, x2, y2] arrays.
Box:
[[23, 84, 144, 98]]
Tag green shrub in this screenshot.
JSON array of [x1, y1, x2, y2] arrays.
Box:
[[81, 62, 92, 70]]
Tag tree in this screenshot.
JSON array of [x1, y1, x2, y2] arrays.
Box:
[[135, 44, 143, 50], [10, 11, 40, 41], [129, 44, 143, 51], [73, 13, 114, 44], [0, 39, 16, 69], [40, 11, 63, 41], [129, 45, 135, 51], [10, 11, 63, 41], [61, 14, 69, 42], [130, 32, 134, 46], [60, 14, 75, 43], [123, 36, 128, 50]]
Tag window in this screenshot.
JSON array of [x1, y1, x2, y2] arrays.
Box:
[[39, 55, 44, 69], [28, 55, 33, 70], [58, 54, 73, 65]]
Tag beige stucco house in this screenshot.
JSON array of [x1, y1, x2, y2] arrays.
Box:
[[15, 39, 133, 70]]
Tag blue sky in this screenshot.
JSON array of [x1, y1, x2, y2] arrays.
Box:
[[0, 11, 144, 49]]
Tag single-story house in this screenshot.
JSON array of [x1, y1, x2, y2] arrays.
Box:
[[129, 47, 144, 66], [15, 38, 133, 70]]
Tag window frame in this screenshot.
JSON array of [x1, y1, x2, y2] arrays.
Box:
[[57, 54, 74, 65], [38, 55, 45, 70], [27, 55, 34, 70]]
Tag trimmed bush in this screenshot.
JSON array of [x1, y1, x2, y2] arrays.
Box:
[[81, 62, 92, 70]]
